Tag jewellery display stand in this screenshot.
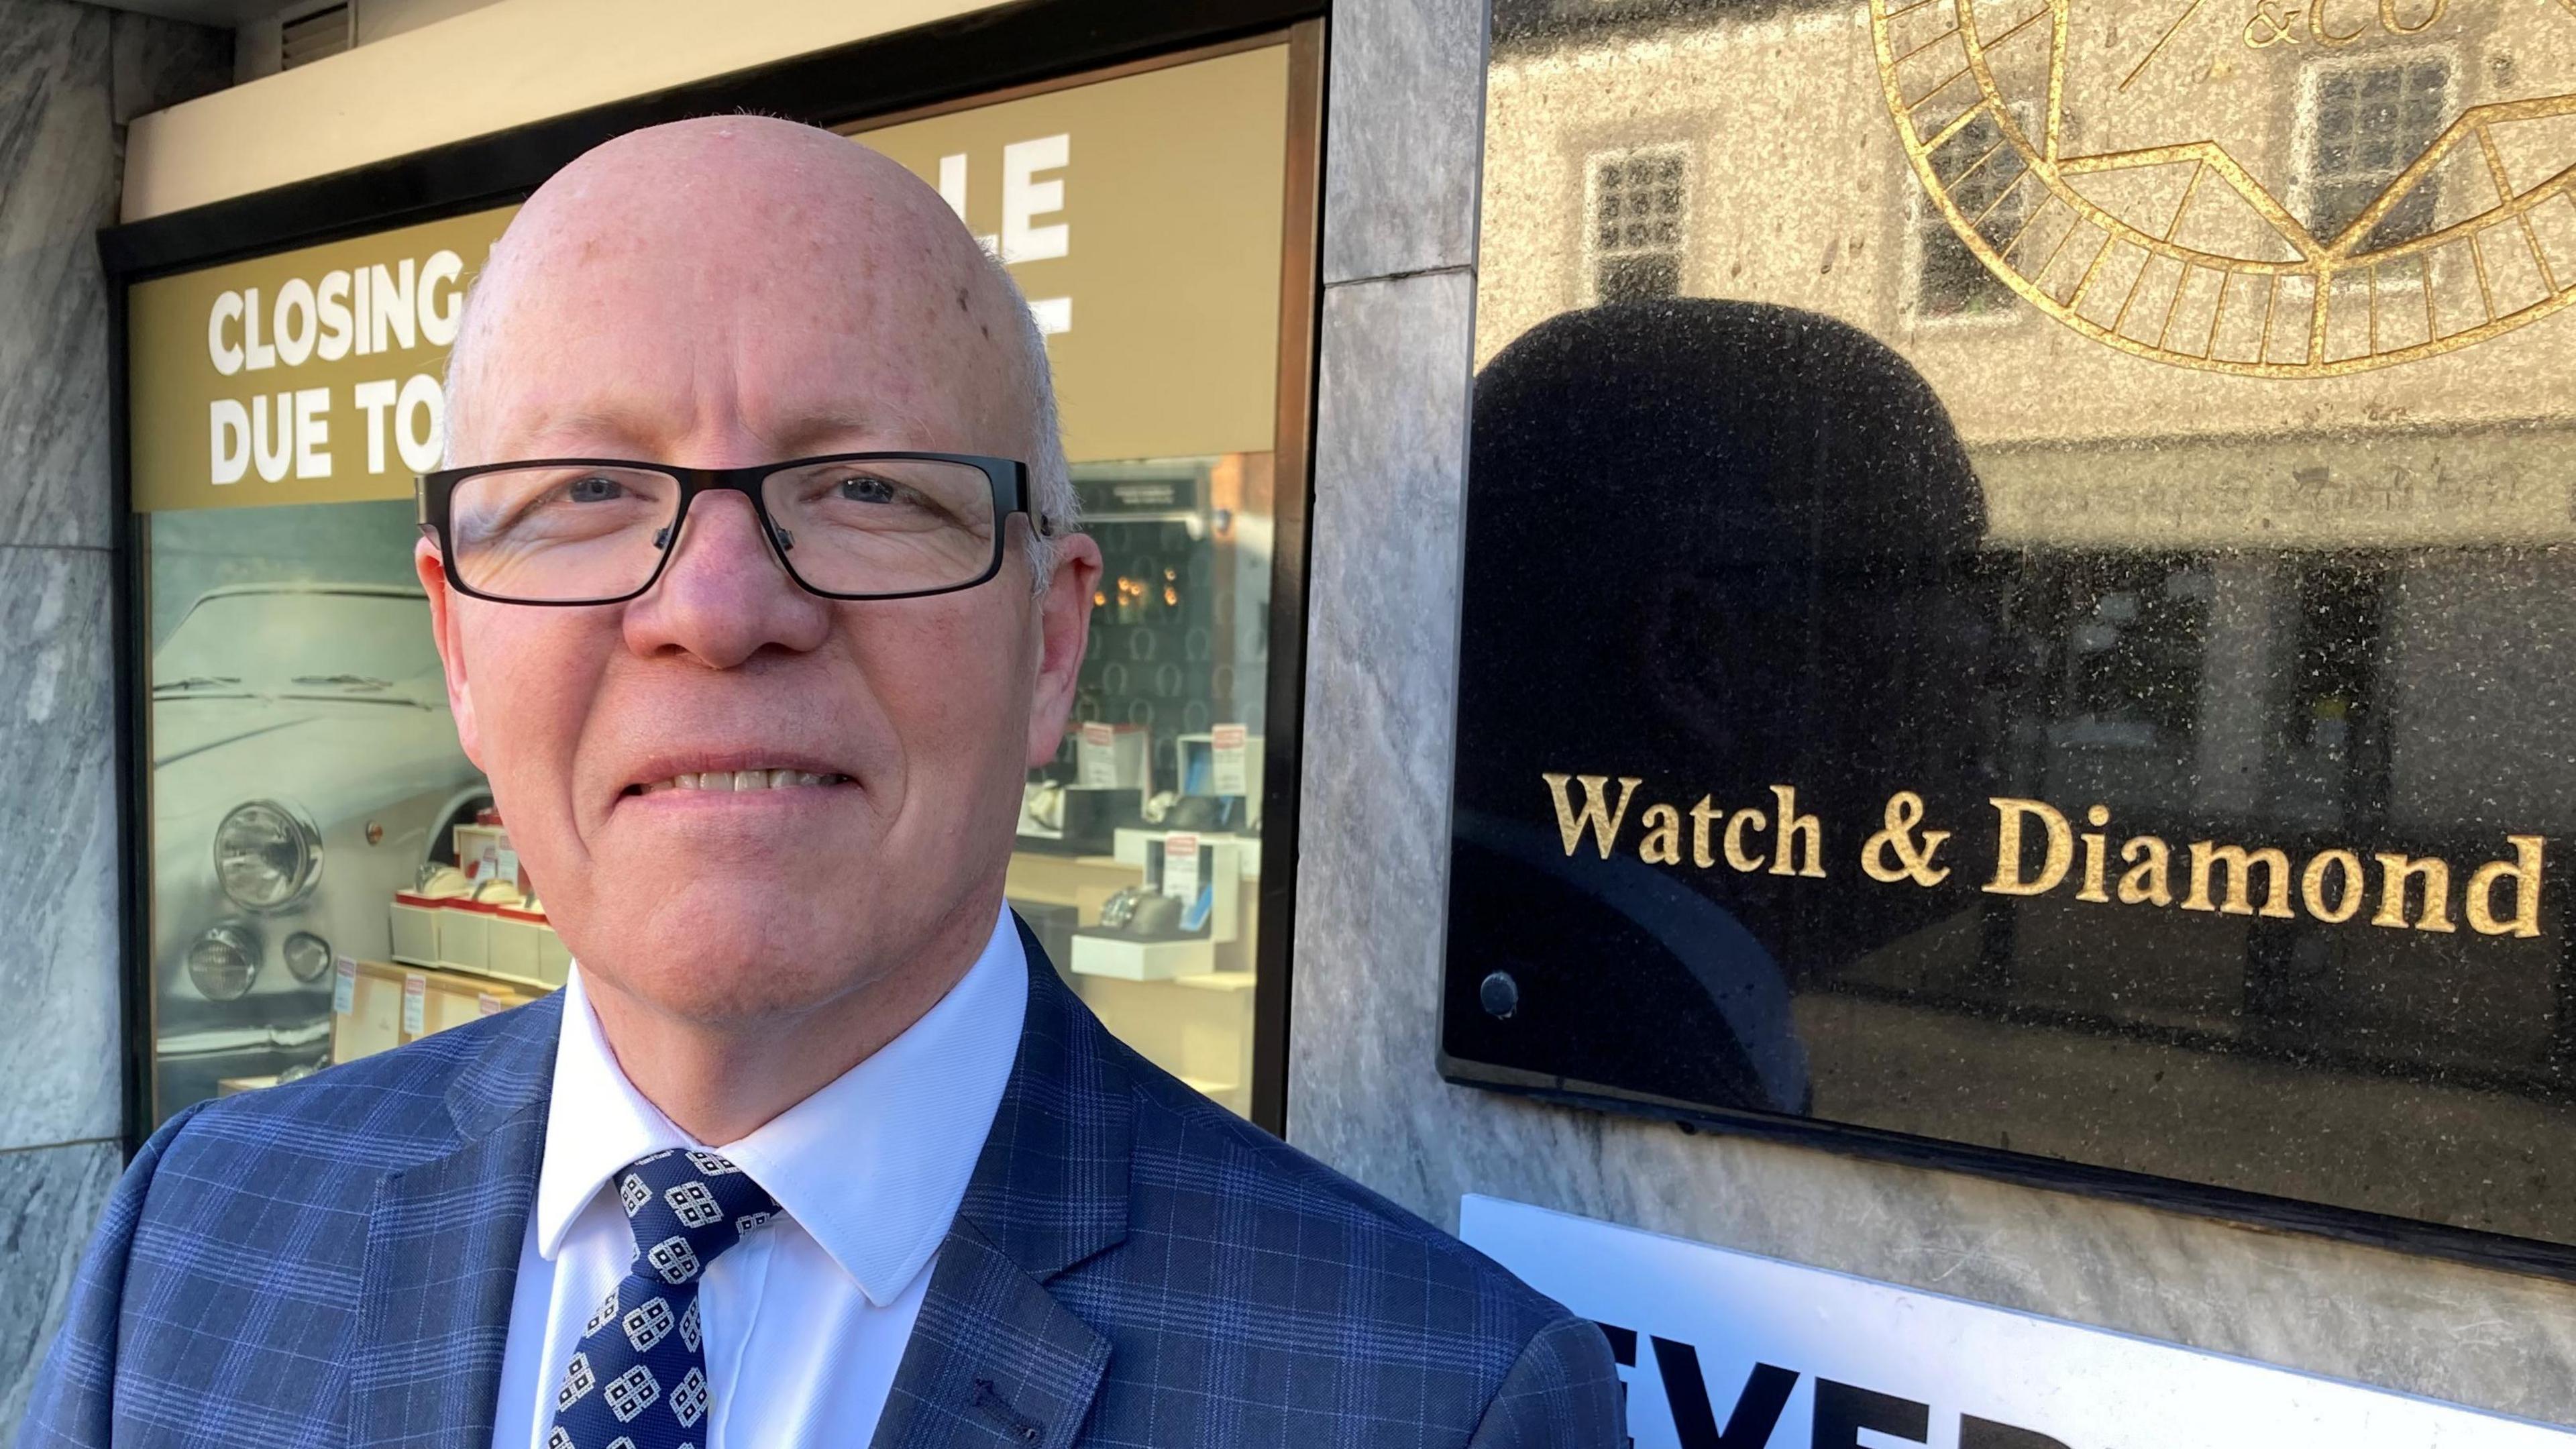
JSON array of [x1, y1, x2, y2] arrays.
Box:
[[1071, 835, 1245, 981], [361, 818, 569, 1069]]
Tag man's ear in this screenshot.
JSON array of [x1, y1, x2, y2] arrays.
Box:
[[1026, 531, 1103, 769], [417, 537, 486, 769]]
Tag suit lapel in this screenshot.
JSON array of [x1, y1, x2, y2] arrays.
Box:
[[349, 995, 560, 1449], [871, 919, 1134, 1449], [868, 1218, 1112, 1449]]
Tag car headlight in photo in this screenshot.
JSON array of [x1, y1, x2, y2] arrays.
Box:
[[282, 930, 334, 984], [186, 922, 263, 1002], [213, 800, 323, 912]]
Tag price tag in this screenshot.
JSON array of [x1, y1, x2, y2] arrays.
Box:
[[497, 848, 521, 894], [1077, 722, 1119, 788], [478, 992, 506, 1018], [1163, 833, 1201, 902], [401, 973, 427, 1036], [332, 956, 356, 1016], [1211, 724, 1250, 797]]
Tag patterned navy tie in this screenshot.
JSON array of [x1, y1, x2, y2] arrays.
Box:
[[547, 1148, 780, 1449]]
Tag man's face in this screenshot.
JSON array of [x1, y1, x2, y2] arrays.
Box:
[[419, 122, 1097, 1026]]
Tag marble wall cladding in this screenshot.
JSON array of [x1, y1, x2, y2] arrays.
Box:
[[1289, 0, 2576, 1425], [1319, 0, 1487, 283], [0, 10, 228, 1440], [0, 1, 224, 553], [1289, 268, 1478, 1181], [0, 544, 121, 1152], [109, 8, 232, 127], [0, 1140, 121, 1434], [0, 0, 115, 551]]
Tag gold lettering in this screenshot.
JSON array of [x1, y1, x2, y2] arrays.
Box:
[[1984, 798, 2073, 896], [1543, 773, 1642, 859], [1861, 791, 1951, 887], [2077, 804, 2111, 903], [2466, 835, 2545, 938], [2310, 0, 2368, 44], [1689, 796, 1723, 869], [1640, 803, 1683, 866], [1770, 785, 1824, 878], [2245, 0, 2300, 45], [2373, 853, 2457, 932], [1723, 809, 1767, 873], [2184, 841, 2296, 918], [2118, 835, 2174, 906], [2301, 849, 2365, 923]]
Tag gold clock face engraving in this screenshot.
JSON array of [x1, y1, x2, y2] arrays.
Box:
[[1872, 0, 2576, 374]]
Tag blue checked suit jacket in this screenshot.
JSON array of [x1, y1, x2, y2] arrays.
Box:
[[19, 920, 1620, 1448]]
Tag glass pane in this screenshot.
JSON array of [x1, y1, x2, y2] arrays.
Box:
[[147, 500, 492, 1121], [447, 464, 678, 602], [1452, 0, 2576, 1245], [1004, 455, 1273, 1118], [761, 457, 1000, 598]]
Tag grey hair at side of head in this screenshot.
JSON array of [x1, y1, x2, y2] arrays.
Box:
[[974, 243, 1078, 589], [440, 232, 1078, 594]]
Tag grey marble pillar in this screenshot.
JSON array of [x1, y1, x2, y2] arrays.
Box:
[[0, 0, 229, 1434], [1289, 0, 2576, 1426]]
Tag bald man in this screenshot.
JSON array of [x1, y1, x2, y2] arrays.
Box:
[[18, 121, 1617, 1449]]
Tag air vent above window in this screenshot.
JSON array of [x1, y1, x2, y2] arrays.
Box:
[[280, 3, 354, 70]]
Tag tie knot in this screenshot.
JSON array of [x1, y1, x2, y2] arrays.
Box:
[[613, 1149, 780, 1287]]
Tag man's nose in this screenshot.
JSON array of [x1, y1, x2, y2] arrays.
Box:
[[620, 488, 834, 667]]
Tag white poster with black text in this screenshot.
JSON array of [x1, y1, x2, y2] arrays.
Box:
[[1460, 1196, 2574, 1448]]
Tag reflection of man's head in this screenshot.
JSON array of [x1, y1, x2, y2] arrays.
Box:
[[417, 117, 1101, 1037], [1462, 300, 1994, 959]]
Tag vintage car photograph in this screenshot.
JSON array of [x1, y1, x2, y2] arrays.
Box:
[[148, 582, 488, 1118]]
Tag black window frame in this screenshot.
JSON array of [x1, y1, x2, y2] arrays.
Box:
[[99, 0, 1328, 1150]]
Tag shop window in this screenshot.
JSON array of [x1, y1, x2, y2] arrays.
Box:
[[121, 36, 1319, 1131], [1006, 457, 1275, 1118], [1588, 146, 1688, 303], [2301, 54, 2451, 248]]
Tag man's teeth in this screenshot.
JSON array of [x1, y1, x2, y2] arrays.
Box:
[[639, 769, 850, 794]]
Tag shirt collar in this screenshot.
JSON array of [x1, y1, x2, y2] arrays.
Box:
[[535, 904, 1029, 1307]]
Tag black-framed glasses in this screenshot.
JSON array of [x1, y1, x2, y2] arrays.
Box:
[[415, 452, 1057, 605]]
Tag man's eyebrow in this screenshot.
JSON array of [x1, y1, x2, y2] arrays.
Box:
[[512, 405, 683, 458], [764, 406, 943, 457], [507, 405, 937, 460]]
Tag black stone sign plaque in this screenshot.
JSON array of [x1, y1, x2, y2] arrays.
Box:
[[1440, 299, 2576, 1267]]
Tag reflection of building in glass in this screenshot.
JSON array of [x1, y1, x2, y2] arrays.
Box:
[[1476, 0, 2576, 1239]]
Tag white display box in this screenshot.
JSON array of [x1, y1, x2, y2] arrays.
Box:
[[1069, 933, 1220, 981], [487, 910, 549, 985], [1111, 829, 1259, 884], [1073, 722, 1152, 791], [388, 895, 442, 966], [1179, 729, 1263, 809], [437, 902, 492, 975]]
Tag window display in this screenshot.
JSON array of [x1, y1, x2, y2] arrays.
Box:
[[122, 35, 1318, 1128], [144, 500, 492, 1110], [1452, 0, 2576, 1261], [1004, 457, 1275, 1112]]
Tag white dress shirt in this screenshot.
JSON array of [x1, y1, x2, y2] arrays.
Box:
[[489, 907, 1028, 1449]]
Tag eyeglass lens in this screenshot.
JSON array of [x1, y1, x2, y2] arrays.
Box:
[[445, 458, 1000, 602]]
